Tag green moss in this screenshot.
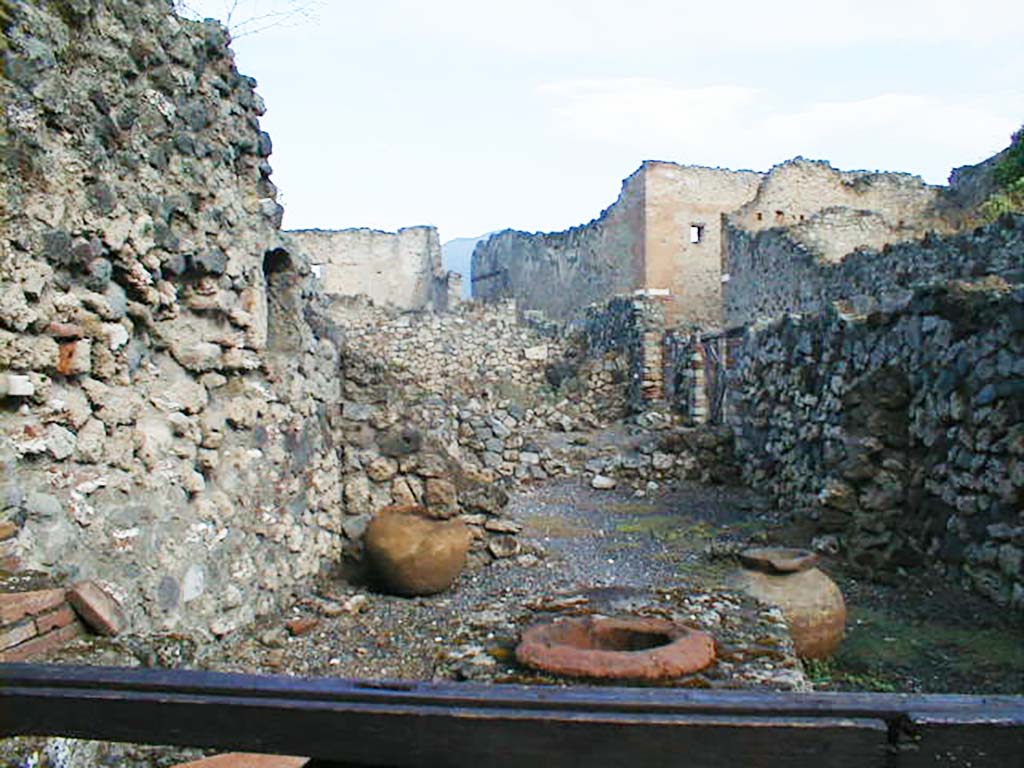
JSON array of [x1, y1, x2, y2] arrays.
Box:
[[974, 126, 1024, 223], [803, 658, 900, 693], [993, 125, 1024, 188], [819, 605, 1024, 693], [977, 177, 1024, 223]]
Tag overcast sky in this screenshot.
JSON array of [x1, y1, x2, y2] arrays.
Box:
[[179, 0, 1024, 241]]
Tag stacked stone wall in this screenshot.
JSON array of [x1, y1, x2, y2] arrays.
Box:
[[1, 0, 345, 635], [471, 170, 646, 321], [730, 277, 1024, 609], [574, 295, 666, 409], [725, 214, 1024, 328]]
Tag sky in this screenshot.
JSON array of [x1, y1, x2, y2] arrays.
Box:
[[178, 0, 1024, 242]]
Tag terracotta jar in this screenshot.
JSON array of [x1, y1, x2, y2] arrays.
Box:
[[363, 505, 471, 597], [730, 547, 845, 659]]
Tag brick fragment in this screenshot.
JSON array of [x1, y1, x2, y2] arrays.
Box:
[[285, 617, 319, 636], [172, 755, 308, 768], [36, 603, 79, 634], [0, 588, 65, 624], [0, 620, 37, 651], [68, 580, 126, 636], [0, 622, 82, 662]]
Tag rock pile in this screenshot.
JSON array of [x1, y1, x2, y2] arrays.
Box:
[[332, 298, 630, 485]]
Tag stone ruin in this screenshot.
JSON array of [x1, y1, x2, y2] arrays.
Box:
[[289, 226, 461, 312], [471, 151, 1024, 611], [0, 0, 1021, 684]]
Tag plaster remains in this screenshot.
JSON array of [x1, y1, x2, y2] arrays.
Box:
[[289, 226, 460, 312]]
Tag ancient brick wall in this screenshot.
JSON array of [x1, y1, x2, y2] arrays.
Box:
[[721, 158, 972, 328], [471, 163, 761, 327], [575, 295, 666, 408], [642, 163, 761, 328], [290, 226, 453, 311], [729, 277, 1024, 609], [727, 158, 950, 249]]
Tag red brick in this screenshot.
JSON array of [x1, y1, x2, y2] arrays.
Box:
[[0, 620, 37, 651], [35, 603, 78, 634], [0, 622, 82, 662], [285, 617, 319, 637], [0, 588, 66, 624], [68, 580, 126, 636], [172, 755, 308, 768]]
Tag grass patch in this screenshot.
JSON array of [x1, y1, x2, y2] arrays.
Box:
[[603, 502, 661, 515], [812, 604, 1024, 693], [803, 657, 900, 693], [523, 513, 589, 539]]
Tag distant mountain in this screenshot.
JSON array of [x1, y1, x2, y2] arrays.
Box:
[[441, 232, 498, 298]]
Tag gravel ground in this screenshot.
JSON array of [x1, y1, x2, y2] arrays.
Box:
[[2, 475, 806, 766], [167, 477, 805, 691]]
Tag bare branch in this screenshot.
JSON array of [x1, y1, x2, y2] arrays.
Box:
[[172, 0, 321, 39]]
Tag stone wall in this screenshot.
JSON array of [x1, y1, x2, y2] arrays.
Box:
[[727, 158, 950, 251], [471, 169, 646, 322], [729, 277, 1024, 609], [471, 163, 762, 327], [574, 294, 666, 407], [1, 0, 345, 635], [333, 299, 627, 476], [643, 162, 761, 327], [724, 214, 1024, 328], [290, 226, 454, 311]]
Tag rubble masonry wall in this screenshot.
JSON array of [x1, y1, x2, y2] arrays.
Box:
[[729, 276, 1024, 610], [1, 0, 345, 635]]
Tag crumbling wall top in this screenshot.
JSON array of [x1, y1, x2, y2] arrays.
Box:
[[729, 157, 949, 236]]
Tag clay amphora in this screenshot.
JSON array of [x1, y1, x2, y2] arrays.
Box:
[[730, 547, 846, 658]]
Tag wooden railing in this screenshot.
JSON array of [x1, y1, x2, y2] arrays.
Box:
[[1, 663, 1022, 767]]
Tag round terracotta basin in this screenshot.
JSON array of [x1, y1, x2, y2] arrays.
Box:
[[515, 616, 715, 680]]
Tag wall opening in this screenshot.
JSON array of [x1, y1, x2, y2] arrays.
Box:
[[263, 248, 303, 355], [689, 224, 704, 244]]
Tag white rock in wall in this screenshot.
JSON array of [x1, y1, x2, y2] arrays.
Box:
[[45, 424, 77, 460], [0, 373, 34, 397], [523, 344, 548, 362]]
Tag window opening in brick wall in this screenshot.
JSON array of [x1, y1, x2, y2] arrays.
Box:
[[689, 224, 704, 244]]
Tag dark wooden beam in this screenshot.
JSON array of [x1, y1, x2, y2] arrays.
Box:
[[1, 664, 1022, 767]]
